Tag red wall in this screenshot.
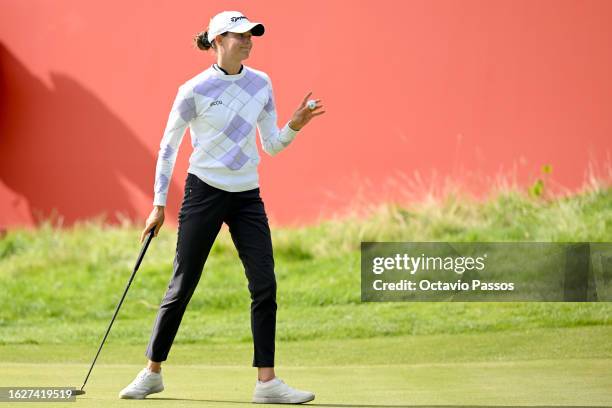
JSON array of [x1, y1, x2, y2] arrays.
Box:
[[1, 0, 611, 228]]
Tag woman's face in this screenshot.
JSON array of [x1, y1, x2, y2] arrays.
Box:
[[217, 31, 253, 60]]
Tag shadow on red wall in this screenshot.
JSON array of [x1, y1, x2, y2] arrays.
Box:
[[0, 43, 182, 228]]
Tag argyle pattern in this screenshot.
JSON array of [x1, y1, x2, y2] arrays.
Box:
[[153, 66, 298, 206]]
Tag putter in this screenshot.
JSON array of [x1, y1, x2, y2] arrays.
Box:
[[73, 228, 156, 396]]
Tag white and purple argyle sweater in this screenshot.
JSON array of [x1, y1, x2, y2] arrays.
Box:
[[152, 64, 299, 206]]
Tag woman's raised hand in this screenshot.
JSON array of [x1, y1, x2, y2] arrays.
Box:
[[288, 91, 325, 131]]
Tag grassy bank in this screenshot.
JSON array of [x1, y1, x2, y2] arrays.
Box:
[[0, 185, 610, 346]]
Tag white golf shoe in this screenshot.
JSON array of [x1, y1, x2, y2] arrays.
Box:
[[118, 368, 164, 399], [252, 377, 315, 404]]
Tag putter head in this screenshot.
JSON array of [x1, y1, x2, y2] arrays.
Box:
[[73, 389, 86, 396]]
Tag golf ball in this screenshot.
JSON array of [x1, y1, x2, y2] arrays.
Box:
[[307, 100, 317, 110]]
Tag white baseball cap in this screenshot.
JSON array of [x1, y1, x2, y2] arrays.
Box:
[[208, 11, 265, 41]]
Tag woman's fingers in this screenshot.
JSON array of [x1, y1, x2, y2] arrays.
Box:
[[299, 102, 324, 116], [140, 223, 157, 243], [299, 91, 313, 108], [140, 228, 148, 244], [293, 93, 325, 129]]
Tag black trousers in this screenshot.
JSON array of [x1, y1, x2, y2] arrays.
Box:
[[145, 172, 277, 367]]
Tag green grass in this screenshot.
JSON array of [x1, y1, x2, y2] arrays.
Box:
[[3, 359, 610, 406], [0, 184, 611, 405], [0, 327, 611, 406], [0, 184, 610, 346], [2, 326, 610, 365]]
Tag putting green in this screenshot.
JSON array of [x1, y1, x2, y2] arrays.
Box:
[[1, 360, 610, 407], [0, 326, 610, 407]]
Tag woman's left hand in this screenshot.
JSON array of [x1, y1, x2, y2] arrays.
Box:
[[288, 92, 325, 131]]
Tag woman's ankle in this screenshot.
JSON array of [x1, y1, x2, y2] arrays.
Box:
[[257, 367, 275, 382], [147, 360, 162, 373]]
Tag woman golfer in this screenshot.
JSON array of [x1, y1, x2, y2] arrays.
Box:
[[118, 10, 324, 404]]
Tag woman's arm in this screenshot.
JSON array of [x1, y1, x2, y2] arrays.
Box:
[[141, 85, 194, 243], [256, 78, 299, 156], [256, 78, 324, 156], [153, 85, 195, 206]]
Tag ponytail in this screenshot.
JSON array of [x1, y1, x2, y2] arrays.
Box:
[[194, 31, 212, 51]]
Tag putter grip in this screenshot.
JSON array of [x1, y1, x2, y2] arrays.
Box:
[[134, 228, 155, 272]]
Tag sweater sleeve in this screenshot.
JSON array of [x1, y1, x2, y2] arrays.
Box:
[[256, 77, 299, 156], [153, 85, 196, 206]]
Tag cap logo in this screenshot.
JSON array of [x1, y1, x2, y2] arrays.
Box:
[[230, 16, 248, 23]]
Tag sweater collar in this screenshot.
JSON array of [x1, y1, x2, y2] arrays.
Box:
[[211, 63, 246, 80]]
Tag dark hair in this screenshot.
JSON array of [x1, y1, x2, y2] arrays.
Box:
[[193, 31, 227, 51]]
